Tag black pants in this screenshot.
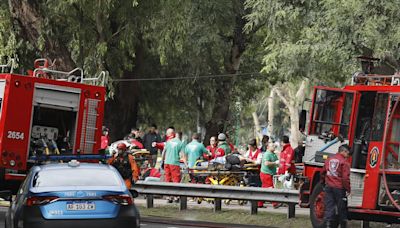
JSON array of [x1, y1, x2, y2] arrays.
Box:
[[324, 186, 348, 222]]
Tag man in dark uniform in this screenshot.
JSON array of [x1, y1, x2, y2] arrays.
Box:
[[320, 144, 352, 228], [143, 124, 161, 167]]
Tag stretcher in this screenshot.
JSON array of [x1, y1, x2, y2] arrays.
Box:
[[189, 161, 260, 205]]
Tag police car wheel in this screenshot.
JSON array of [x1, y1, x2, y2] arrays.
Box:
[[310, 183, 326, 228]]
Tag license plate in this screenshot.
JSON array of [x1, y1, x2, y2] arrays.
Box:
[[66, 202, 95, 211]]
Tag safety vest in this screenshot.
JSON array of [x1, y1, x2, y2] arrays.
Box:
[[112, 156, 132, 179]]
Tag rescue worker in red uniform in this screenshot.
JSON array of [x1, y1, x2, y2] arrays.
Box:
[[320, 144, 351, 228], [244, 139, 262, 165], [277, 135, 295, 175], [205, 136, 217, 160], [153, 128, 175, 150], [108, 143, 139, 189]]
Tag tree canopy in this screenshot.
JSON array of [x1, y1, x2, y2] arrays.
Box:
[[1, 0, 400, 143]]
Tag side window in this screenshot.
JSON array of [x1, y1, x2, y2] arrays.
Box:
[[370, 93, 389, 141], [310, 89, 354, 139]]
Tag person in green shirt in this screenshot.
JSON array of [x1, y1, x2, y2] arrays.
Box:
[[258, 142, 280, 208], [184, 133, 210, 168], [162, 131, 184, 184]]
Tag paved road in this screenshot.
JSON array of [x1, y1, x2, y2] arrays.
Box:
[[0, 207, 6, 228], [0, 206, 265, 228]]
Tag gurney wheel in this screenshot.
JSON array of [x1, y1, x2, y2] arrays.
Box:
[[239, 200, 247, 205], [224, 199, 231, 205]]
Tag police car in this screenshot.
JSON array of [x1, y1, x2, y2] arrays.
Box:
[[4, 160, 140, 228]]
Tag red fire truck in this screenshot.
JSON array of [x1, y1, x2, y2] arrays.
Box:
[[300, 58, 400, 227], [0, 59, 106, 189]]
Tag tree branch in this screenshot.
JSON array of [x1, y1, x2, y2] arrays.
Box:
[[274, 85, 290, 107], [295, 79, 308, 99]]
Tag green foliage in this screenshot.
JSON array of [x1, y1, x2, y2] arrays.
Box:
[[0, 3, 18, 62], [245, 0, 400, 85]]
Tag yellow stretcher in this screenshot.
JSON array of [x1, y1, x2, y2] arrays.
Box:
[[190, 162, 260, 205]]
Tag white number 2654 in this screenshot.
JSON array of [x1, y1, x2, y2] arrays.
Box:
[[7, 131, 24, 140]]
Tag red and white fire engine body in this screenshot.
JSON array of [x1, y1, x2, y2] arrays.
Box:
[[300, 69, 400, 227], [0, 59, 105, 186]]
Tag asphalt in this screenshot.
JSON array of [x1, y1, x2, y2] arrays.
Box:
[[0, 206, 6, 228], [0, 205, 272, 228]]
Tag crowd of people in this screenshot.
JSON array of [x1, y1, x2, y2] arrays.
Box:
[[101, 124, 298, 208], [102, 124, 353, 226]]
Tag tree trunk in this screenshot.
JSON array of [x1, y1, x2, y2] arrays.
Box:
[[252, 112, 261, 141], [288, 105, 300, 147], [203, 0, 247, 145], [104, 44, 142, 141], [9, 0, 75, 71], [274, 79, 308, 148], [267, 89, 275, 138], [204, 79, 233, 145]]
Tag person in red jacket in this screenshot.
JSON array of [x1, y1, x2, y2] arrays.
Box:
[[320, 144, 351, 228], [204, 136, 217, 160], [277, 135, 295, 175], [100, 126, 110, 150]]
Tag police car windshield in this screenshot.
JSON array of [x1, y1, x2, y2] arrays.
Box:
[[32, 169, 120, 187]]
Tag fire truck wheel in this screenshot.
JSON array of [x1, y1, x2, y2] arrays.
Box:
[[310, 182, 326, 228]]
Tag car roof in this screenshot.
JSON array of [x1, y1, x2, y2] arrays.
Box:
[[34, 162, 114, 171], [29, 162, 127, 193]]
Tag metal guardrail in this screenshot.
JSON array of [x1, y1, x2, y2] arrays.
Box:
[[133, 181, 300, 218]]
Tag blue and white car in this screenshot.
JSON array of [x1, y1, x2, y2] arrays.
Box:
[[4, 160, 140, 228]]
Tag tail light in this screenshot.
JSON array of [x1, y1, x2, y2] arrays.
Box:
[[102, 194, 133, 205], [26, 196, 59, 206]]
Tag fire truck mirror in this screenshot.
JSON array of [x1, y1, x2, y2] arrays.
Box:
[[299, 109, 307, 132]]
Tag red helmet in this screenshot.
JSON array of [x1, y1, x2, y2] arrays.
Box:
[[117, 143, 127, 150]]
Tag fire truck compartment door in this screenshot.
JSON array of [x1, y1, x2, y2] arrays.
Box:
[[33, 84, 80, 111]]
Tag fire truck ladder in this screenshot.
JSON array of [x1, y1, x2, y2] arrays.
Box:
[[0, 58, 16, 73], [352, 72, 400, 86], [32, 59, 108, 86], [79, 98, 99, 154]]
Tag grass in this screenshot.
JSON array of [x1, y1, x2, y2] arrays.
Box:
[[138, 205, 311, 228]]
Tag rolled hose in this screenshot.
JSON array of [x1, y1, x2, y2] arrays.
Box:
[[381, 96, 400, 211]]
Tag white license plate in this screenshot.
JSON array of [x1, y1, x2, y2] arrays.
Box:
[[66, 202, 95, 211]]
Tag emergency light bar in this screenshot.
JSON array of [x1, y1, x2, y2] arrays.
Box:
[[30, 154, 111, 162]]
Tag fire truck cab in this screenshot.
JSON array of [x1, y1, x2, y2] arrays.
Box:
[[301, 65, 400, 227], [0, 59, 106, 189]]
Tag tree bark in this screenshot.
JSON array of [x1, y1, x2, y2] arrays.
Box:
[[8, 0, 75, 71], [203, 0, 247, 145], [274, 79, 308, 147], [104, 43, 142, 141], [252, 112, 261, 141], [267, 89, 275, 138]]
